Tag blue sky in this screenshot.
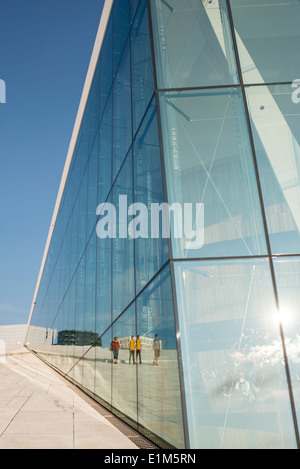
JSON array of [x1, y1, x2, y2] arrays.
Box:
[[0, 0, 104, 325]]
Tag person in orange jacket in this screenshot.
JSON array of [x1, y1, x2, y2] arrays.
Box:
[[136, 335, 142, 364], [129, 336, 135, 364]]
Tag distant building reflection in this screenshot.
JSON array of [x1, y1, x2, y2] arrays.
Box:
[[57, 330, 101, 347]]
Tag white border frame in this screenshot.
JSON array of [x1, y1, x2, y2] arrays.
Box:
[[25, 0, 114, 342]]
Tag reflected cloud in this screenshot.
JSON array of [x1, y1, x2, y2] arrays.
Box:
[[231, 336, 300, 367]]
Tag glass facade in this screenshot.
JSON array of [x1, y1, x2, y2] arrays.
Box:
[[26, 0, 300, 449]]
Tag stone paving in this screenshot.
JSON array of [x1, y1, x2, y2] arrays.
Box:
[[0, 346, 139, 449]]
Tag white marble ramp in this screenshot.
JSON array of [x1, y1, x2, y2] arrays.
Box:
[[0, 346, 138, 449]]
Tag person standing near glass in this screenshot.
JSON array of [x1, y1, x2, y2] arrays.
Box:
[[129, 336, 135, 364], [136, 335, 142, 364], [153, 334, 161, 366], [111, 337, 120, 364]]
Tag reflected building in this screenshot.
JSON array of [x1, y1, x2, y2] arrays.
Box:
[[57, 330, 101, 347], [26, 0, 300, 449]]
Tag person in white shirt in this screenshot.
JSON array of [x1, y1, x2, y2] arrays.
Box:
[[153, 334, 161, 366]]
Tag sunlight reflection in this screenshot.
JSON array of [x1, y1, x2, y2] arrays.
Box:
[[275, 305, 295, 329]]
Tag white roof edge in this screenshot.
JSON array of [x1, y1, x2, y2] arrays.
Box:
[[25, 0, 114, 342]]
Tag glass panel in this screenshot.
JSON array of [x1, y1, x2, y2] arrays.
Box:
[[82, 347, 96, 393], [113, 39, 132, 179], [136, 264, 185, 448], [150, 0, 239, 89], [133, 98, 169, 294], [96, 194, 112, 336], [246, 84, 300, 255], [74, 138, 84, 202], [50, 316, 59, 368], [77, 169, 88, 260], [112, 303, 137, 424], [89, 61, 101, 154], [66, 271, 77, 373], [230, 0, 300, 84], [56, 289, 69, 374], [83, 233, 97, 345], [70, 195, 79, 274], [98, 91, 113, 205], [63, 219, 72, 295], [87, 135, 98, 239], [131, 0, 155, 135], [112, 151, 135, 319], [113, 0, 130, 76], [95, 328, 112, 407], [100, 13, 113, 119], [174, 259, 297, 449], [273, 257, 300, 430], [131, 0, 140, 21], [80, 100, 90, 173], [71, 254, 86, 385], [159, 88, 267, 259]]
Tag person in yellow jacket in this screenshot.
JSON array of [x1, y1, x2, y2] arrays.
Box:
[[129, 336, 135, 364], [136, 335, 142, 364]]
